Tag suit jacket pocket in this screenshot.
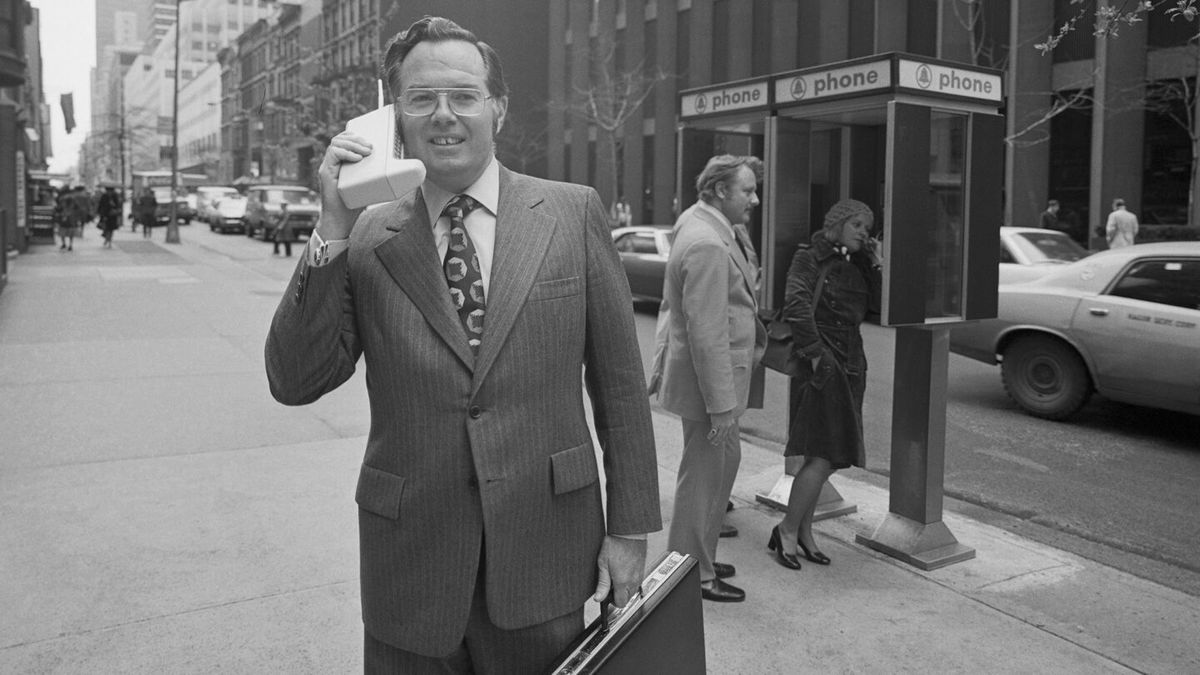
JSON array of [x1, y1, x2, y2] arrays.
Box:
[[550, 442, 599, 495], [355, 464, 406, 520], [529, 275, 582, 301]]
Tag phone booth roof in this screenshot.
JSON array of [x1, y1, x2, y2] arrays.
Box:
[[679, 52, 1003, 129]]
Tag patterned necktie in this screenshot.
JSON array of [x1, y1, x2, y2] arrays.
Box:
[[442, 194, 486, 350]]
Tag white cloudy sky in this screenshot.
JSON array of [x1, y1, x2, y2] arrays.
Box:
[[31, 0, 97, 173]]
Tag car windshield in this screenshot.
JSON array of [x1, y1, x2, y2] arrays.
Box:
[[1009, 232, 1088, 264], [264, 189, 315, 205]]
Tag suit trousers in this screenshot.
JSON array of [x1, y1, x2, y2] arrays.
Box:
[[667, 416, 742, 583], [363, 562, 584, 674]]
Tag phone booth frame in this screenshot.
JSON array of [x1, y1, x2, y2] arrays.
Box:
[[678, 53, 1005, 570]]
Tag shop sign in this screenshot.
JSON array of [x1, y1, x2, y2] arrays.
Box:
[[897, 59, 1002, 103], [775, 59, 891, 104], [680, 81, 769, 118]]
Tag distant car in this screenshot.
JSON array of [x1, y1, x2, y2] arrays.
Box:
[[207, 195, 248, 234], [151, 188, 189, 225], [196, 186, 240, 222], [612, 225, 672, 302], [950, 242, 1200, 420], [242, 185, 320, 241], [999, 226, 1090, 284], [179, 194, 198, 222]]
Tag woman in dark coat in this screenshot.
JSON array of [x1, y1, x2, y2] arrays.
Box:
[[134, 188, 157, 238], [768, 198, 883, 570], [97, 187, 122, 248]]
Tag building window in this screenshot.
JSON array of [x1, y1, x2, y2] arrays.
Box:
[[1052, 0, 1095, 63], [1143, 79, 1193, 225], [712, 0, 729, 82], [644, 18, 656, 117], [1048, 91, 1092, 238], [676, 9, 689, 82]]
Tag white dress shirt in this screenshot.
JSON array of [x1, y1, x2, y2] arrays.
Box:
[[306, 157, 501, 301]]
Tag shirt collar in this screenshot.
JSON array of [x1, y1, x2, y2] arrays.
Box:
[[695, 200, 735, 238], [422, 157, 500, 225]]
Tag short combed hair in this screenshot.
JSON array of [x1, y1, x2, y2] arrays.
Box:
[[1047, 199, 1059, 208], [1113, 198, 1125, 208], [695, 155, 764, 203], [379, 16, 509, 100]]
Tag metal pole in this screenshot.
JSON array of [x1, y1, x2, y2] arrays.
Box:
[[166, 0, 182, 243], [118, 83, 126, 206]]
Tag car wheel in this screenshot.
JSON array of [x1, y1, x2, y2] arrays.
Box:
[[1000, 335, 1092, 420]]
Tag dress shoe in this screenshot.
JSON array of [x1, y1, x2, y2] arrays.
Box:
[[719, 522, 739, 538], [766, 525, 802, 570], [797, 538, 831, 565], [713, 561, 736, 579], [700, 578, 745, 603]]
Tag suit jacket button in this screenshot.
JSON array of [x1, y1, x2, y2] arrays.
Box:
[[468, 405, 482, 419]]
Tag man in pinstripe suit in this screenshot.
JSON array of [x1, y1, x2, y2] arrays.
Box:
[[265, 17, 661, 673]]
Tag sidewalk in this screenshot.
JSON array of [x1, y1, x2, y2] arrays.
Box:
[[1, 228, 1197, 674]]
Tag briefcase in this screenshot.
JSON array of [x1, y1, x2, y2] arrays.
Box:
[[547, 551, 705, 674]]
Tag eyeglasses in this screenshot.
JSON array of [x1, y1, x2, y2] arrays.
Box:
[[397, 88, 492, 117]]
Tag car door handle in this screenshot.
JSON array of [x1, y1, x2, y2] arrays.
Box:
[[1088, 308, 1109, 317]]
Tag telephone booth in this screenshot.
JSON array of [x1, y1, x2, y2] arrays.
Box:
[[678, 53, 1004, 569]]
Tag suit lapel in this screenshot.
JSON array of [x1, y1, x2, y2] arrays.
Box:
[[695, 208, 758, 307], [373, 194, 476, 368], [472, 168, 555, 386]]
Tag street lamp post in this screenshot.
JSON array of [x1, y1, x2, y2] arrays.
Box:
[[166, 0, 187, 244]]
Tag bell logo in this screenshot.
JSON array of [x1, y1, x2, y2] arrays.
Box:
[[695, 94, 708, 113], [916, 64, 932, 89], [790, 76, 807, 100]]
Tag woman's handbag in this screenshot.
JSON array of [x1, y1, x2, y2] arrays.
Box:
[[759, 259, 833, 377]]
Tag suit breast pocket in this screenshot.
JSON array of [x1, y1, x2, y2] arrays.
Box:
[[529, 275, 582, 302]]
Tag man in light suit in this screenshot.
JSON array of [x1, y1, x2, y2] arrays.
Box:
[[654, 155, 766, 603], [265, 17, 660, 673], [1105, 197, 1139, 249]]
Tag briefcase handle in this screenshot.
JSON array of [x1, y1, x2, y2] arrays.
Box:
[[599, 585, 644, 634]]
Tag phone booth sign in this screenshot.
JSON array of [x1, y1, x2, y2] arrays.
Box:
[[679, 53, 1005, 570]]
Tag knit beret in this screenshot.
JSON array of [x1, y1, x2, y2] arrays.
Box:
[[823, 199, 873, 233]]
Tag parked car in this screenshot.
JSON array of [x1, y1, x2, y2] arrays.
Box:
[[196, 186, 240, 221], [179, 194, 198, 222], [151, 188, 189, 225], [242, 185, 320, 241], [612, 225, 673, 302], [207, 194, 248, 234], [949, 242, 1200, 420], [999, 226, 1090, 284]]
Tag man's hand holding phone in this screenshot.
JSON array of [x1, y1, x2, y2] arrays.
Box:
[[316, 132, 373, 240]]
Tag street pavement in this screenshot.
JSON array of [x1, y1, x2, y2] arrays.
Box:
[[2, 226, 1198, 674]]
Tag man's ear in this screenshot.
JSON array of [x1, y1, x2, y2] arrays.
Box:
[[493, 95, 509, 135]]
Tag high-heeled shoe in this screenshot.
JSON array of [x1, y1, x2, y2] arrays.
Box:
[[766, 526, 802, 570], [797, 538, 831, 565]]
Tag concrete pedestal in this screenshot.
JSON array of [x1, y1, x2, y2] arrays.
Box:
[[755, 456, 856, 521], [856, 513, 975, 570]]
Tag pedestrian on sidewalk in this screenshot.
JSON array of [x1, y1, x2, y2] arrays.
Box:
[[54, 186, 84, 251], [650, 154, 766, 603], [97, 186, 122, 248], [1105, 198, 1139, 249], [134, 187, 157, 238], [771, 199, 882, 570], [265, 16, 660, 673], [272, 202, 294, 256]]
